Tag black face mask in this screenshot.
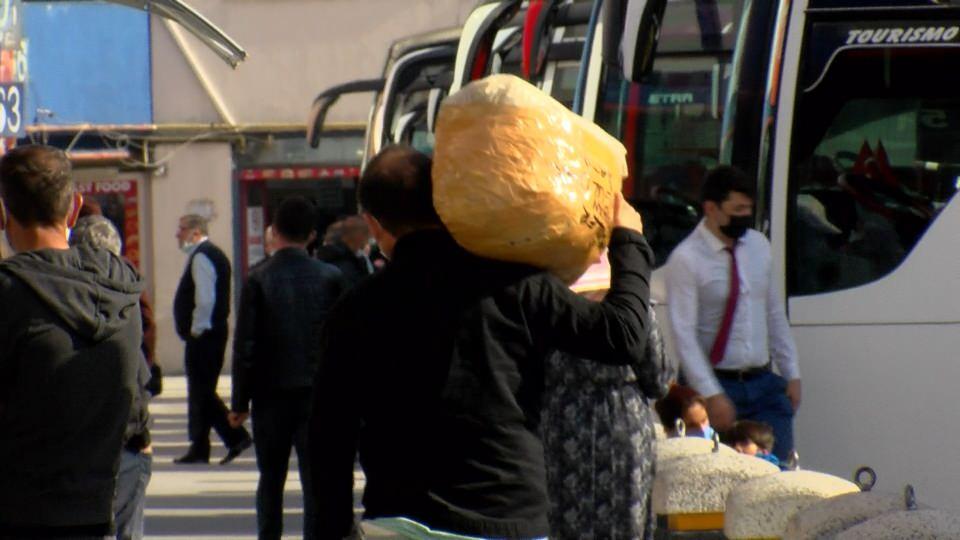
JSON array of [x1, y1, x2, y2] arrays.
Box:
[[720, 214, 753, 239]]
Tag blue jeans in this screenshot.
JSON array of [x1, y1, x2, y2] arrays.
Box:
[[718, 370, 795, 461], [113, 450, 152, 540]]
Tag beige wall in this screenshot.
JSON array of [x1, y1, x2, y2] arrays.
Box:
[[150, 143, 235, 373], [152, 0, 477, 124]]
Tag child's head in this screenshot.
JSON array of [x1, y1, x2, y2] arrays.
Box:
[[681, 395, 709, 430], [728, 420, 775, 456], [656, 385, 710, 435]]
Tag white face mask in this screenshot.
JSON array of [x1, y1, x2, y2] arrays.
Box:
[[180, 240, 198, 254]]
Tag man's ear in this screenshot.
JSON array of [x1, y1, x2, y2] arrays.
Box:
[[66, 192, 83, 228], [702, 200, 718, 217]]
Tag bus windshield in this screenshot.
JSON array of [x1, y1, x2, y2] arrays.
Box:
[[383, 56, 454, 156], [788, 24, 960, 296], [594, 0, 744, 266]]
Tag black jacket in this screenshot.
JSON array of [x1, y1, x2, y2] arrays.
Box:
[[0, 245, 144, 534], [232, 247, 345, 412], [309, 228, 653, 539], [174, 240, 231, 340], [316, 241, 372, 289]]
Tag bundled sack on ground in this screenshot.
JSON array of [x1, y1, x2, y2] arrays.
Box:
[[432, 74, 628, 283]]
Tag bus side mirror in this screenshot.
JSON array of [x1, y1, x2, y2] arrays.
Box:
[[307, 95, 338, 149], [620, 0, 667, 82], [306, 79, 384, 148]]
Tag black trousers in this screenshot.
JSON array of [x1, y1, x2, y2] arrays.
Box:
[[252, 389, 316, 540], [184, 329, 248, 453]]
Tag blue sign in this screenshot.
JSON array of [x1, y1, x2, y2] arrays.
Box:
[[0, 81, 23, 136], [22, 2, 152, 126]]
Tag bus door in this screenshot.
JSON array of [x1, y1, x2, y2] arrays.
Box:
[[770, 1, 960, 507], [521, 1, 595, 108], [451, 0, 523, 93], [594, 0, 747, 272]]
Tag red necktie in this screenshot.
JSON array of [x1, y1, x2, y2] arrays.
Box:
[[709, 245, 740, 366]]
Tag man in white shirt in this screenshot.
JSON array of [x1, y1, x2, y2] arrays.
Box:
[[173, 214, 251, 465], [665, 166, 801, 460]]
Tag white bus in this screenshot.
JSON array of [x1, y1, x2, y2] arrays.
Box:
[[456, 0, 960, 509]]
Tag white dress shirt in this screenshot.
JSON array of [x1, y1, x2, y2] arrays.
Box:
[[188, 238, 217, 338], [665, 221, 799, 397]]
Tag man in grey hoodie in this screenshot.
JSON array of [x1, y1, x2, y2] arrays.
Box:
[[0, 145, 145, 539]]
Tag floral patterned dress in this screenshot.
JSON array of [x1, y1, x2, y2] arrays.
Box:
[[542, 309, 667, 540]]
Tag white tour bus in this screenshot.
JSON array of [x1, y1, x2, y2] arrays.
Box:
[[455, 0, 960, 509]]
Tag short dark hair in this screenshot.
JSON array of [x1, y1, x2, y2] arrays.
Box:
[[655, 384, 701, 431], [274, 196, 317, 243], [0, 145, 74, 226], [358, 145, 442, 235], [728, 420, 775, 452], [701, 165, 755, 205]]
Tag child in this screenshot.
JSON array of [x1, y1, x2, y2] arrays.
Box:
[[656, 385, 715, 439], [728, 420, 781, 468]]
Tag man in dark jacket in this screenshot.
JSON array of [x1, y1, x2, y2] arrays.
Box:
[[0, 145, 145, 538], [309, 146, 653, 539], [229, 196, 345, 540], [70, 214, 154, 540], [317, 215, 373, 288], [173, 214, 251, 465]]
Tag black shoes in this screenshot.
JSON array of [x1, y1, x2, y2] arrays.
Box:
[[173, 449, 210, 464], [219, 437, 253, 466]]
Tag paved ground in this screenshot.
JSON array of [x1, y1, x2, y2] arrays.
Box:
[[145, 376, 394, 539]]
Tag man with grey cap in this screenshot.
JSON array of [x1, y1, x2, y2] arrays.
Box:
[[71, 215, 153, 540]]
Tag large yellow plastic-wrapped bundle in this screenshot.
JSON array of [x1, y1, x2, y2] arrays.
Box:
[[432, 74, 628, 283]]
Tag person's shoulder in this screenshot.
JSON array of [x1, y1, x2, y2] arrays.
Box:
[[326, 269, 386, 320], [0, 259, 17, 290], [198, 240, 228, 259], [665, 233, 701, 270], [744, 228, 772, 249], [72, 244, 142, 286], [505, 263, 564, 301], [309, 257, 345, 278]]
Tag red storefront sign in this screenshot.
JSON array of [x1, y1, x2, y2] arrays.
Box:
[[76, 179, 141, 269], [238, 166, 361, 181]]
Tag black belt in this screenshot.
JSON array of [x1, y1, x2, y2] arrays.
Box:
[[714, 363, 771, 382]]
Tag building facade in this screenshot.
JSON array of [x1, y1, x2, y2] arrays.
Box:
[[19, 0, 476, 373]]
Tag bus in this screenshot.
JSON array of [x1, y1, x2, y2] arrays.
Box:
[[307, 27, 461, 165], [459, 0, 960, 508]]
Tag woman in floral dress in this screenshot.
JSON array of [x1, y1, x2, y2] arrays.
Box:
[[542, 303, 670, 540]]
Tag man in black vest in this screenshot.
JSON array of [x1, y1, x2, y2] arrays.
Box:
[[174, 214, 251, 465]]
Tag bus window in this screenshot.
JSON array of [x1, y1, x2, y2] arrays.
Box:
[[789, 44, 960, 296], [595, 0, 741, 266], [384, 60, 453, 155], [549, 61, 580, 109]]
